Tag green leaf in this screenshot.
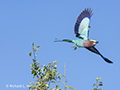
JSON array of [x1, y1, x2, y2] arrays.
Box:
[[30, 81, 34, 84], [41, 69, 43, 73], [96, 77, 101, 81], [30, 64, 32, 66], [48, 63, 51, 65], [53, 69, 57, 72], [43, 65, 45, 68], [56, 85, 60, 89], [59, 74, 62, 76], [66, 85, 75, 90], [45, 84, 49, 88], [31, 69, 36, 76], [53, 61, 57, 64], [57, 80, 60, 82], [32, 59, 36, 62], [57, 72, 59, 74], [32, 65, 35, 68], [35, 53, 37, 56], [54, 65, 57, 68], [29, 85, 33, 89], [94, 88, 97, 90], [36, 61, 40, 65], [58, 76, 61, 79], [51, 72, 55, 78], [29, 51, 32, 56], [36, 48, 39, 51], [37, 46, 40, 48], [37, 66, 40, 71], [32, 42, 34, 49], [93, 83, 96, 87], [98, 77, 101, 80], [62, 75, 65, 77], [50, 88, 56, 90], [99, 84, 103, 86], [40, 75, 43, 79], [52, 81, 55, 83], [99, 81, 103, 83]]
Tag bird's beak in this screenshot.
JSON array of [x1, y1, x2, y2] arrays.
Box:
[[96, 41, 99, 43]]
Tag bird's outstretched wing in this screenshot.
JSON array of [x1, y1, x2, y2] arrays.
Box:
[[74, 8, 94, 40], [86, 47, 113, 63]]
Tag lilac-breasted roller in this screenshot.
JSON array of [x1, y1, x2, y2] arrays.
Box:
[[55, 8, 113, 63]]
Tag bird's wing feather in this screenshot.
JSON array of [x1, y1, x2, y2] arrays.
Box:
[[86, 47, 113, 63], [74, 8, 94, 40], [86, 47, 100, 55]]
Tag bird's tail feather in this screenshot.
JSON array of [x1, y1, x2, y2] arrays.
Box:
[[63, 39, 73, 43], [86, 47, 113, 63], [54, 38, 73, 43], [100, 54, 113, 63], [54, 38, 63, 42]]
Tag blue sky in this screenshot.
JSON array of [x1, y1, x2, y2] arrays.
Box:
[[0, 0, 120, 90]]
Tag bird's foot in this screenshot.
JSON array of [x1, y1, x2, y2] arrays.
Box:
[[72, 43, 77, 48], [74, 46, 78, 50]]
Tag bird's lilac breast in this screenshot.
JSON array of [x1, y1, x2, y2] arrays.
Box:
[[83, 40, 93, 47]]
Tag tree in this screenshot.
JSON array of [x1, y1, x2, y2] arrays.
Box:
[[93, 77, 103, 90], [29, 42, 75, 90]]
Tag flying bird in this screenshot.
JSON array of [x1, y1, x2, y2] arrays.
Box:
[[55, 8, 113, 63]]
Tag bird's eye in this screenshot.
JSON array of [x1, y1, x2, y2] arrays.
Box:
[[88, 26, 91, 28], [79, 37, 83, 39]]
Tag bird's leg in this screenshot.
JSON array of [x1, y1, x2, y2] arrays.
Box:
[[72, 43, 77, 48], [74, 46, 78, 50]]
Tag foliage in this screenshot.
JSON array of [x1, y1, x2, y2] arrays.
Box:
[[28, 42, 75, 90], [93, 77, 103, 90]]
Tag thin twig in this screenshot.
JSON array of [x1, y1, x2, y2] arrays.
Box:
[[64, 63, 66, 90], [96, 80, 98, 90], [60, 79, 65, 85], [33, 48, 39, 78], [33, 48, 36, 61], [55, 73, 58, 89]]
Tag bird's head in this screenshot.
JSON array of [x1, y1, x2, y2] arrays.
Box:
[[83, 40, 99, 47], [89, 40, 99, 46]]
